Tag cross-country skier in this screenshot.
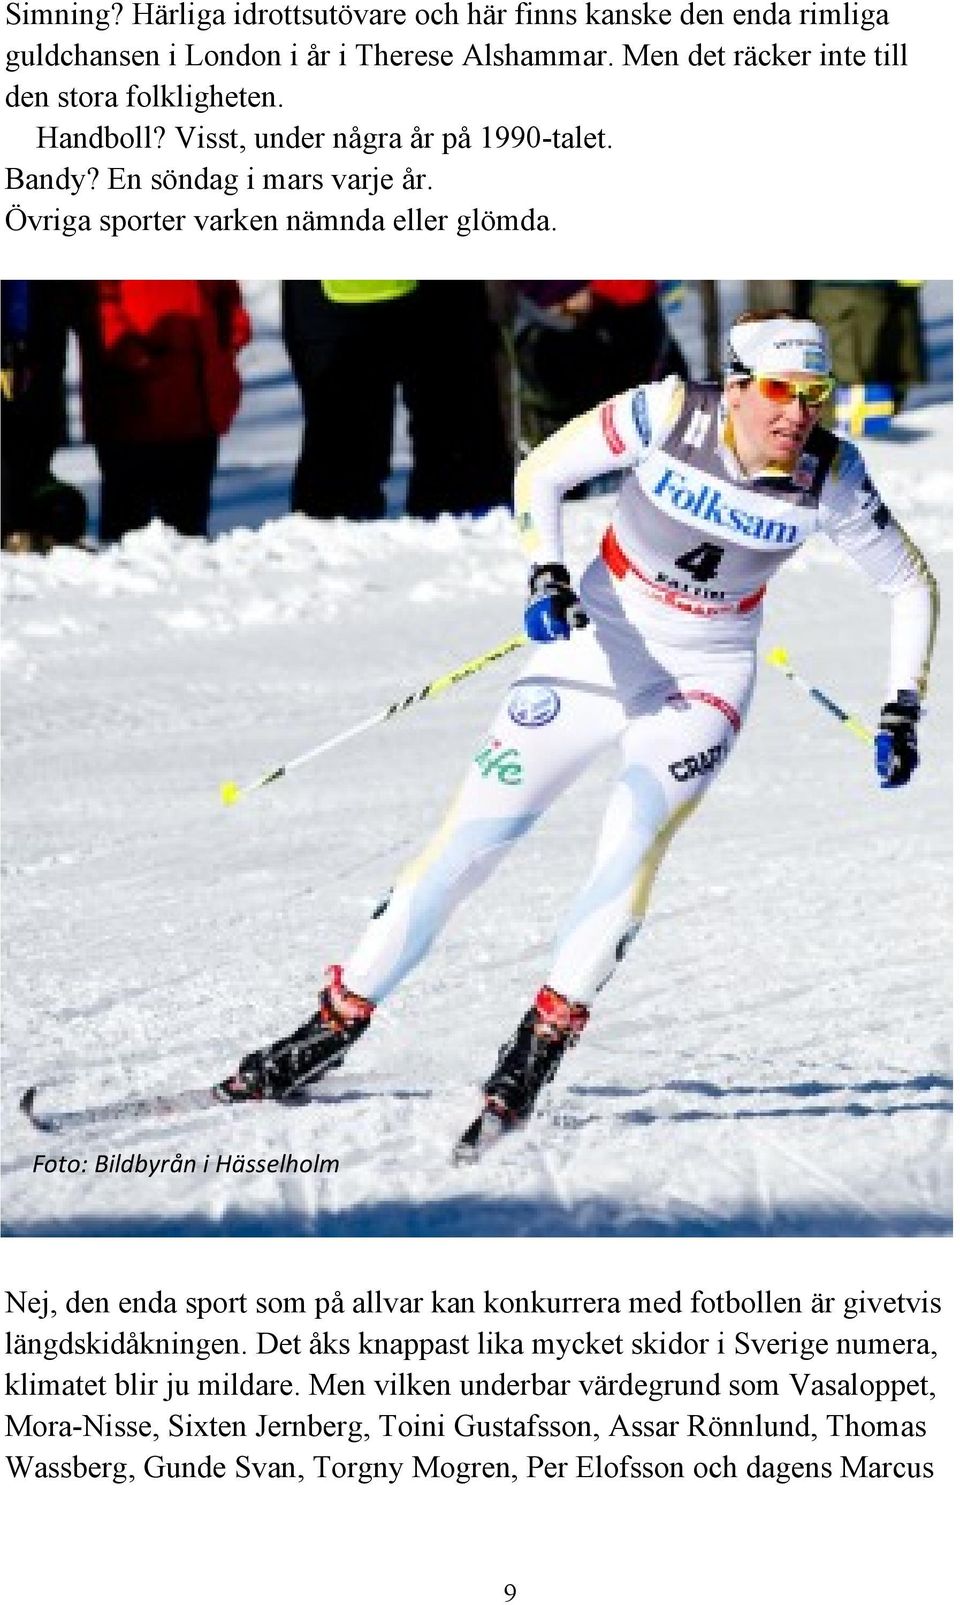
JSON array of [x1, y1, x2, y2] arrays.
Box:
[[218, 311, 939, 1157]]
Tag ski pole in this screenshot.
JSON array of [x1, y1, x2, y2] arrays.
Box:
[[764, 646, 873, 744], [220, 633, 527, 806]]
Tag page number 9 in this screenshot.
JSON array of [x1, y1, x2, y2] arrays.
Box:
[[504, 1589, 516, 1601]]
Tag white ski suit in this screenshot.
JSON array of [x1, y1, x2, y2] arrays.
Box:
[[343, 376, 938, 1006]]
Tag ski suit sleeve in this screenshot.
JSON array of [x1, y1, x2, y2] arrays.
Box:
[[514, 377, 682, 568], [820, 441, 939, 702]]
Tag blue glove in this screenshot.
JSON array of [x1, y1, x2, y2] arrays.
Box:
[[525, 563, 589, 643], [875, 692, 920, 788]]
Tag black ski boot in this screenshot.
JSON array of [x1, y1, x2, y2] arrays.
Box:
[[217, 966, 374, 1102], [484, 986, 590, 1119], [455, 987, 589, 1161]]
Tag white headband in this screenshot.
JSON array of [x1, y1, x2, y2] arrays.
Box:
[[725, 318, 832, 379]]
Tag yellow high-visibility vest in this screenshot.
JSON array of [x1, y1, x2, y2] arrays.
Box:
[[321, 281, 417, 304]]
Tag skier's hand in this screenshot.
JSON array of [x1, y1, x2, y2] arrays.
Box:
[[875, 692, 921, 788], [525, 563, 589, 643]]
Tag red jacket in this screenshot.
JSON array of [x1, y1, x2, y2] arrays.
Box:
[[81, 281, 251, 444], [590, 281, 658, 306]]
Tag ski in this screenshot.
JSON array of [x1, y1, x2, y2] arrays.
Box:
[[453, 1105, 517, 1164], [20, 1083, 226, 1135]]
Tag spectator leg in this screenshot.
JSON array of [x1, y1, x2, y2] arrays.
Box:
[[96, 442, 156, 544], [154, 438, 219, 537], [289, 307, 399, 521], [403, 283, 513, 518]]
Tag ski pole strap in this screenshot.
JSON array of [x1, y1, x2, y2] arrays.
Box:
[[764, 647, 872, 744], [220, 634, 527, 806]]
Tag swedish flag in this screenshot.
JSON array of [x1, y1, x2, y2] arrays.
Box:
[[835, 383, 896, 437]]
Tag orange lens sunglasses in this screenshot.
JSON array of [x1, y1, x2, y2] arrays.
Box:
[[754, 374, 835, 407]]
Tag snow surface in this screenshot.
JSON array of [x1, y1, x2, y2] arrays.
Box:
[[1, 321, 953, 1237]]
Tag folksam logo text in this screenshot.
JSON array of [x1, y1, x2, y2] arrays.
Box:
[[651, 467, 800, 546]]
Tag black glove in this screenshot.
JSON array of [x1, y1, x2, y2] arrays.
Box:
[[525, 563, 589, 642], [875, 691, 920, 789]]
